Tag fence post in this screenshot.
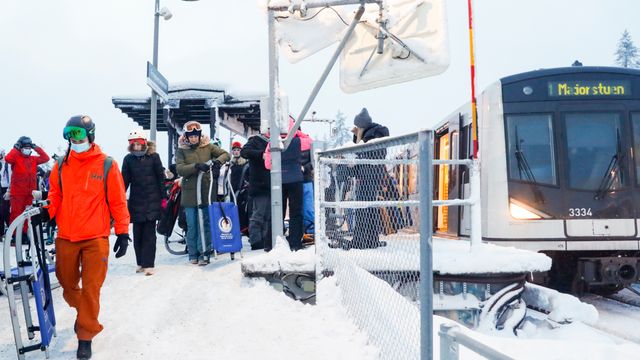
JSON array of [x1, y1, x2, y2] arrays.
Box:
[[470, 158, 482, 249], [419, 130, 434, 360], [439, 323, 460, 360]]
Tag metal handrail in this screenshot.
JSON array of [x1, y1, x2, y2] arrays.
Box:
[[439, 323, 514, 360]]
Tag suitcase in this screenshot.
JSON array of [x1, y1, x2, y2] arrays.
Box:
[[208, 202, 243, 255]]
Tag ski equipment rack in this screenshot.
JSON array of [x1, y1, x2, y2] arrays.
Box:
[[1, 191, 57, 359]]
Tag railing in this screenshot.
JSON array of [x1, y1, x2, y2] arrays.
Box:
[[439, 323, 514, 360], [314, 129, 502, 359]]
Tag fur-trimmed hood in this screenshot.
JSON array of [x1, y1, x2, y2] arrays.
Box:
[[127, 140, 157, 155], [178, 134, 211, 149]]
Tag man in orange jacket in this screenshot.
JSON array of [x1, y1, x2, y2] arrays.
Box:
[[43, 115, 130, 360]]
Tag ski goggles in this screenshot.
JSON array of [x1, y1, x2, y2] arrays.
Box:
[[63, 126, 88, 141], [184, 129, 202, 138], [128, 138, 146, 145]]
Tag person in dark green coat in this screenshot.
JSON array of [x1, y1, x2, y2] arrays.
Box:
[[176, 121, 230, 265]]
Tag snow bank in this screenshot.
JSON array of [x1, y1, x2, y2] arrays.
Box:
[[240, 236, 316, 274], [522, 283, 599, 325], [322, 235, 552, 275]]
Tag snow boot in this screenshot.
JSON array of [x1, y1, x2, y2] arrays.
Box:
[[77, 340, 92, 359], [136, 266, 144, 273]]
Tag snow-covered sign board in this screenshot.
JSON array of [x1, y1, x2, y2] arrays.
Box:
[[146, 62, 169, 101], [274, 3, 350, 63], [340, 0, 450, 93]]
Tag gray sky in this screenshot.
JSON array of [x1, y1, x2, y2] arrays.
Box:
[[1, 0, 639, 165]]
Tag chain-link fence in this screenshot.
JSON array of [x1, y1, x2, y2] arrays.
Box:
[[315, 131, 434, 360]]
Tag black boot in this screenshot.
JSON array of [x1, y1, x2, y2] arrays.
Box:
[[77, 340, 92, 359]]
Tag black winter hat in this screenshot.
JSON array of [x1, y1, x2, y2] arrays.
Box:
[[354, 108, 372, 129], [16, 136, 33, 149]]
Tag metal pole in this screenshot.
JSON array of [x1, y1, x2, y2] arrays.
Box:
[[283, 4, 365, 149], [150, 0, 160, 141], [419, 130, 434, 360], [268, 10, 284, 248], [439, 324, 459, 360], [470, 159, 482, 249]]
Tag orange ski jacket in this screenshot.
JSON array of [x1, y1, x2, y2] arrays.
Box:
[[47, 144, 130, 242]]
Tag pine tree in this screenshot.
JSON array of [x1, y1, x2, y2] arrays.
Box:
[[330, 111, 352, 148], [615, 29, 640, 68]]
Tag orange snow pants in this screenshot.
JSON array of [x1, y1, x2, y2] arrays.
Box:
[[55, 237, 109, 340]]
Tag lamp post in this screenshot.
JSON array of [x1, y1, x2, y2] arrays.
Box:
[[149, 0, 199, 141]]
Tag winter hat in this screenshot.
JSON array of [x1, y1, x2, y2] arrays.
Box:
[[354, 108, 372, 129], [232, 141, 242, 150]]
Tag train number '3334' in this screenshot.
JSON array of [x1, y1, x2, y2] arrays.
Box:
[[568, 208, 592, 217]]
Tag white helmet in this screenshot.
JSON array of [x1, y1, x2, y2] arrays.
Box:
[[128, 130, 147, 142]]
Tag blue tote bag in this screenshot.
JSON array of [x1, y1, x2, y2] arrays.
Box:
[[208, 202, 243, 254]]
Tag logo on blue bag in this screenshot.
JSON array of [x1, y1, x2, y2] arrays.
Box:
[[218, 217, 232, 233]]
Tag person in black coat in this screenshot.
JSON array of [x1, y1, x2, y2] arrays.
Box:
[[122, 131, 165, 275], [350, 108, 389, 249], [265, 130, 304, 251], [240, 134, 271, 250]]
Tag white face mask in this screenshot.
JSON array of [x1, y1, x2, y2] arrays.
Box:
[[71, 142, 90, 153], [21, 148, 32, 156]]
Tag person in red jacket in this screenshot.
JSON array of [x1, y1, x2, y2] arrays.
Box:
[[4, 136, 50, 232], [43, 115, 131, 360]]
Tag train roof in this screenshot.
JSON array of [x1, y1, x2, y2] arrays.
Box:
[[500, 66, 640, 85]]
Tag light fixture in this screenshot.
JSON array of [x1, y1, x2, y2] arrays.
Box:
[[158, 7, 172, 20], [509, 199, 550, 220]]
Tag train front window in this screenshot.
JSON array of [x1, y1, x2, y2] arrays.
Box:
[[632, 113, 640, 184], [564, 113, 623, 191], [506, 114, 556, 185]]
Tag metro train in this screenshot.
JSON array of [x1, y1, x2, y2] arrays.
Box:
[[433, 66, 640, 294]]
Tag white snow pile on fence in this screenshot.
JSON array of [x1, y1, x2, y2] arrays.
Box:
[[241, 236, 315, 274], [522, 282, 599, 325], [322, 235, 552, 275]]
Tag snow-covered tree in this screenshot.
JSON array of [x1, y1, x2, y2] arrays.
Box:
[[330, 111, 352, 148], [614, 29, 640, 68]]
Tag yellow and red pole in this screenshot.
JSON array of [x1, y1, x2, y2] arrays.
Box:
[[467, 0, 478, 159]]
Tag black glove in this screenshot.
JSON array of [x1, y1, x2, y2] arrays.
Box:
[[195, 163, 210, 172], [211, 160, 222, 179], [40, 207, 51, 223], [113, 234, 131, 258], [14, 142, 20, 150]]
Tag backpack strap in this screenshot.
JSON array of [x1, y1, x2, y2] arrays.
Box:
[[57, 157, 64, 192], [103, 157, 113, 206]]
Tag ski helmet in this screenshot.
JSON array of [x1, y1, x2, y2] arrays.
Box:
[[16, 136, 33, 149], [232, 141, 242, 149], [64, 115, 96, 143], [128, 130, 147, 142], [183, 121, 202, 138]]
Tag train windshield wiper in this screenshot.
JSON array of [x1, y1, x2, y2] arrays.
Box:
[[595, 130, 624, 200], [514, 127, 537, 183]]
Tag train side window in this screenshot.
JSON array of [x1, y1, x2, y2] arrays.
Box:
[[506, 114, 557, 185], [564, 113, 623, 190], [632, 113, 640, 185]]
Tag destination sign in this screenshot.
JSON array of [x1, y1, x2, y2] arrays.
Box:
[[548, 80, 631, 97]]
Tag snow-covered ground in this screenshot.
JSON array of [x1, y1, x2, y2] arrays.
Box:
[[2, 236, 640, 359], [0, 239, 377, 360]]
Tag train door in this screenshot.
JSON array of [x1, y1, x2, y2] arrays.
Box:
[[435, 116, 463, 236], [435, 132, 450, 233]]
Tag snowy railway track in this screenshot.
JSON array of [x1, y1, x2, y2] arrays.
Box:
[[580, 290, 640, 344]]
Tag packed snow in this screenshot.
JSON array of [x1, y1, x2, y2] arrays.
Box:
[[321, 234, 552, 274], [1, 235, 640, 359]]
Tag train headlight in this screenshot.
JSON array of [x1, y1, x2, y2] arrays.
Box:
[[509, 199, 550, 220]]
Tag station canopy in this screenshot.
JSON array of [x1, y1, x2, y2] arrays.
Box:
[[112, 82, 264, 137]]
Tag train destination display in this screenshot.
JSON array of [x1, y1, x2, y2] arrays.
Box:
[[548, 80, 631, 97]]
